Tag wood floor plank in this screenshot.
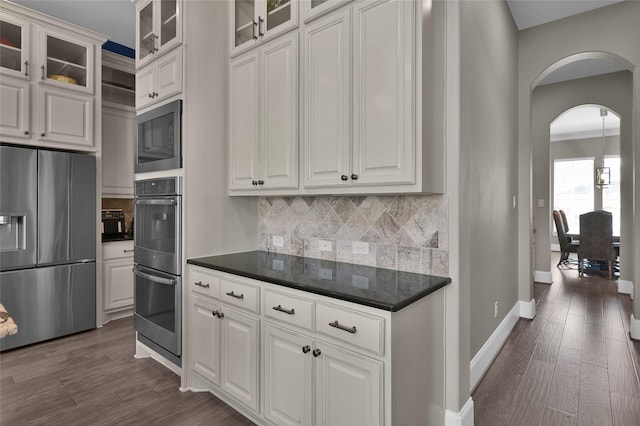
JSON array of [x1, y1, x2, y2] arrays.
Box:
[[610, 392, 640, 426], [578, 362, 612, 426], [541, 407, 578, 426], [505, 359, 555, 426], [533, 320, 564, 363], [556, 313, 584, 365], [582, 324, 607, 368], [585, 292, 604, 326], [547, 361, 581, 415], [606, 338, 640, 398]]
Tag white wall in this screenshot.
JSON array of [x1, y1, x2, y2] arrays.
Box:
[[518, 1, 640, 316]]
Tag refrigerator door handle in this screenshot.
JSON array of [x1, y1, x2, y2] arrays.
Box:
[[134, 199, 177, 206], [133, 267, 176, 286]]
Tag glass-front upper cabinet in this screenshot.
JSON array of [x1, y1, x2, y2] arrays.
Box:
[[231, 0, 298, 56], [302, 0, 352, 22], [0, 15, 30, 79], [38, 28, 94, 93], [136, 0, 182, 69]]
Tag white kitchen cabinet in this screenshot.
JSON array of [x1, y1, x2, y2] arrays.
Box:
[[192, 296, 222, 386], [264, 323, 381, 426], [0, 13, 30, 79], [231, 0, 298, 57], [302, 0, 353, 23], [136, 47, 182, 110], [37, 86, 93, 147], [302, 7, 351, 188], [304, 0, 415, 189], [0, 75, 30, 139], [135, 0, 182, 69], [0, 2, 105, 151], [103, 240, 134, 316], [229, 31, 298, 192], [102, 105, 134, 196]]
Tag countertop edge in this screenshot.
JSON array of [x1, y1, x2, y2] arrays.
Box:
[[187, 257, 451, 312]]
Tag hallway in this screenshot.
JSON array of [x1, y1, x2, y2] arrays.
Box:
[[473, 254, 640, 425]]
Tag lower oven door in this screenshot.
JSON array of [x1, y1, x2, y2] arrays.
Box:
[[133, 265, 181, 356]]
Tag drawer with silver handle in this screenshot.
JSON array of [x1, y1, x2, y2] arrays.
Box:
[[190, 267, 220, 299], [315, 301, 385, 355], [220, 277, 259, 313], [264, 289, 314, 331]]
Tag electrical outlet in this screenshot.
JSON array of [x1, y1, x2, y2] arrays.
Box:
[[272, 259, 284, 271], [319, 267, 332, 280], [319, 240, 332, 252], [494, 301, 499, 318], [353, 242, 369, 255], [272, 235, 284, 247]]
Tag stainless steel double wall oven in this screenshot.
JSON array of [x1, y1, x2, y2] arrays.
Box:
[[133, 176, 182, 365]]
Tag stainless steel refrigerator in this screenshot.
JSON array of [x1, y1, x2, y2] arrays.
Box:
[[0, 146, 96, 351]]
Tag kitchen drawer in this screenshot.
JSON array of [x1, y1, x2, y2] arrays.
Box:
[[264, 288, 314, 331], [190, 267, 220, 299], [220, 277, 259, 314], [316, 301, 385, 355], [103, 240, 134, 260]]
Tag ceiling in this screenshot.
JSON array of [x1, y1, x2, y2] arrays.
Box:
[[550, 106, 620, 142], [10, 0, 629, 139]]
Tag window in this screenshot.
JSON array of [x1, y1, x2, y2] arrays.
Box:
[[553, 158, 594, 233], [603, 156, 620, 235]]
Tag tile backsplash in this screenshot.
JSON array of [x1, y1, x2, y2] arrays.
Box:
[[258, 195, 449, 276]]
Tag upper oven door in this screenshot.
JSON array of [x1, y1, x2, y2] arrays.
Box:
[[135, 100, 182, 173], [134, 195, 182, 275]]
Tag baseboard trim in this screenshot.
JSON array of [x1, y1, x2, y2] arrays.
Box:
[[470, 302, 520, 391], [135, 339, 182, 376], [618, 280, 634, 299], [550, 244, 560, 252], [534, 270, 553, 284], [519, 298, 536, 319], [445, 397, 474, 426], [631, 314, 640, 341]]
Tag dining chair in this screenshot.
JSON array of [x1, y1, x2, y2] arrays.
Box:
[[577, 211, 617, 279], [553, 210, 578, 266]]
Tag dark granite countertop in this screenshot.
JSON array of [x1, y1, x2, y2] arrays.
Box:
[[187, 251, 451, 312]]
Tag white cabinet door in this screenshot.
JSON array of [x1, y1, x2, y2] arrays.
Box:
[[315, 342, 383, 426], [220, 306, 260, 411], [229, 50, 260, 190], [37, 86, 94, 148], [260, 32, 298, 189], [0, 14, 31, 79], [102, 105, 134, 196], [104, 258, 134, 311], [136, 0, 182, 69], [192, 297, 222, 386], [135, 63, 155, 109], [0, 76, 30, 139], [302, 0, 352, 23], [352, 0, 415, 186], [264, 324, 313, 426], [302, 7, 351, 188], [135, 48, 182, 110]]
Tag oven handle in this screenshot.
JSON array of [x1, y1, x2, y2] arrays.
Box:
[[133, 268, 176, 286], [134, 199, 177, 206]]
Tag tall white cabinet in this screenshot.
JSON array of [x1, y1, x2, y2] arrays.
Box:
[[0, 1, 106, 152]]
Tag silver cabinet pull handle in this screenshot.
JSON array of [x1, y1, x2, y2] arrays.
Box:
[[258, 16, 264, 37], [24, 60, 29, 77], [123, 249, 134, 253], [194, 281, 210, 288], [329, 320, 357, 334], [273, 305, 295, 315], [226, 291, 244, 299], [252, 20, 258, 40], [40, 65, 45, 80]]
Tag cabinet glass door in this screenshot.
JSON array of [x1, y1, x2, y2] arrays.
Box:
[[43, 34, 89, 89], [234, 0, 257, 49], [0, 18, 28, 78], [159, 0, 178, 48], [138, 0, 155, 63], [266, 0, 292, 31]]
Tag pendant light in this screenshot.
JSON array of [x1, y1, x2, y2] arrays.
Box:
[[595, 108, 610, 189]]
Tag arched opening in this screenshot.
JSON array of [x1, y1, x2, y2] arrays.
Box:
[[550, 105, 621, 274]]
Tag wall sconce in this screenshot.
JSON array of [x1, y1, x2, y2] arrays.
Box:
[[595, 166, 610, 189]]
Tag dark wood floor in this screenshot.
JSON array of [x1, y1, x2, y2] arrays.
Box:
[[0, 317, 254, 425], [473, 253, 640, 426]]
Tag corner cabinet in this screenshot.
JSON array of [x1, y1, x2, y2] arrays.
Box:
[[0, 2, 106, 151], [229, 31, 298, 192], [231, 0, 298, 57], [135, 0, 182, 70], [185, 263, 446, 425]]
